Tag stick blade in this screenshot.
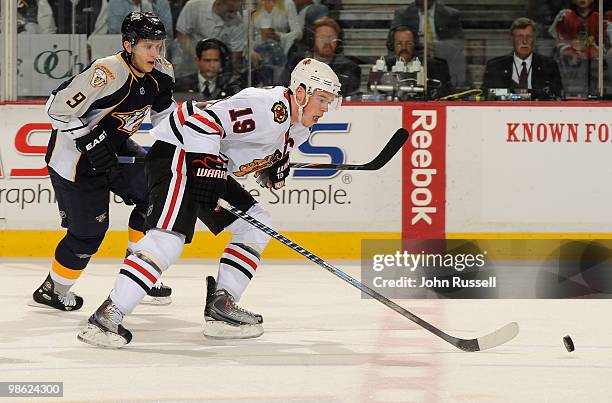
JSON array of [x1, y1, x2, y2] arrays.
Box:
[[363, 127, 410, 170], [470, 322, 520, 352]]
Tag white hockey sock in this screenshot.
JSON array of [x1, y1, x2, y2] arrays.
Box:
[[110, 254, 161, 314], [217, 243, 260, 301]]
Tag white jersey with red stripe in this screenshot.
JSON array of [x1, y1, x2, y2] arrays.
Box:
[[149, 86, 310, 177]]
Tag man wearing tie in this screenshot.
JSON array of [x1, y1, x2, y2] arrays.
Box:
[[174, 38, 243, 100], [483, 17, 563, 99]]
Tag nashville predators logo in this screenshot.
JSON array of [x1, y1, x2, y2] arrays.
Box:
[[111, 106, 151, 135], [271, 101, 288, 124], [234, 150, 282, 177], [90, 65, 115, 88]]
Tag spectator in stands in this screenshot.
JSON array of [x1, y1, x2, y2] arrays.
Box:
[[250, 0, 301, 85], [168, 0, 189, 33], [174, 38, 242, 99], [524, 0, 570, 36], [369, 25, 451, 98], [391, 0, 463, 42], [549, 0, 607, 64], [294, 0, 313, 32], [107, 0, 173, 37], [483, 17, 563, 98], [1, 0, 56, 34], [285, 3, 328, 64], [175, 0, 246, 73], [253, 0, 301, 55], [45, 0, 105, 34], [284, 16, 361, 95]]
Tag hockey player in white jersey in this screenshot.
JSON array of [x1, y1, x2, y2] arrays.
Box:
[[30, 12, 176, 312], [77, 58, 342, 348]]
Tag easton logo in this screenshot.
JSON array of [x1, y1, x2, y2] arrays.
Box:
[[271, 101, 288, 124], [85, 131, 108, 150]]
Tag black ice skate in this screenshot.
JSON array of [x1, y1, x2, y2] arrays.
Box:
[[203, 276, 264, 339], [77, 297, 132, 348], [29, 274, 83, 312], [141, 281, 172, 305]]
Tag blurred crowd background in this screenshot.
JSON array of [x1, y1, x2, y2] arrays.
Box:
[[2, 0, 612, 101]]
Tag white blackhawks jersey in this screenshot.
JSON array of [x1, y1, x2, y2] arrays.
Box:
[[149, 86, 310, 177]]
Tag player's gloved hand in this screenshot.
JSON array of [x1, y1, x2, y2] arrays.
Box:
[[187, 152, 227, 210], [255, 153, 290, 190], [75, 126, 117, 172]]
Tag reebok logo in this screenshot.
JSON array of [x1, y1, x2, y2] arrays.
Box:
[[410, 110, 437, 225]]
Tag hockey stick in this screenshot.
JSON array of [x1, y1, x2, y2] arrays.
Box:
[[117, 127, 409, 170], [218, 200, 519, 352], [288, 127, 409, 170]]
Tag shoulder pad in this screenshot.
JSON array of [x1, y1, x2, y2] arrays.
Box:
[[87, 54, 128, 89]]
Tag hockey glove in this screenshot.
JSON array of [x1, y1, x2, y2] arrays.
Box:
[[187, 152, 227, 210], [255, 153, 290, 190], [75, 126, 117, 172]]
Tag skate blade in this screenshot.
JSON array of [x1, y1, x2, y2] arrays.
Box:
[[203, 320, 264, 340], [27, 299, 80, 311], [140, 296, 172, 306], [77, 323, 129, 349]]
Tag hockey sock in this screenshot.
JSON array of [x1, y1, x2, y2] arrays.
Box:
[[111, 253, 161, 314], [127, 226, 145, 255], [217, 243, 261, 301], [49, 233, 103, 294]]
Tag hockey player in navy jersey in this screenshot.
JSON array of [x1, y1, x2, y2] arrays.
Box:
[[30, 12, 176, 312], [77, 58, 342, 348]]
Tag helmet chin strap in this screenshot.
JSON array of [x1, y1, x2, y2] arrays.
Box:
[[293, 92, 310, 126], [125, 42, 146, 75]]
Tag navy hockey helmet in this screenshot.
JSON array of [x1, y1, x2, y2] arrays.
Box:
[[121, 12, 166, 46]]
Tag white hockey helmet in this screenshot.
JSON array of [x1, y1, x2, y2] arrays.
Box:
[[289, 58, 342, 110]]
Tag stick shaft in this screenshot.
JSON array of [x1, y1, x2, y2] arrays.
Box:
[[117, 128, 409, 170], [219, 200, 466, 348]]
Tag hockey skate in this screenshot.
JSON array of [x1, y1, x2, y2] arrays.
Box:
[[202, 276, 264, 339], [77, 297, 132, 349], [29, 274, 83, 311], [141, 281, 172, 305]]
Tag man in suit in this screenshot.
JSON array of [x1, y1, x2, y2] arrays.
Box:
[[174, 38, 243, 101], [483, 17, 563, 99], [391, 0, 463, 41]]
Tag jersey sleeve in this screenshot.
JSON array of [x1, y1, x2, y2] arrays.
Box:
[[178, 102, 224, 155], [46, 56, 127, 139]]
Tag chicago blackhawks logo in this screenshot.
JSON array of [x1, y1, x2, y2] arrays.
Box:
[[234, 149, 283, 177], [271, 101, 288, 124], [111, 105, 151, 135]]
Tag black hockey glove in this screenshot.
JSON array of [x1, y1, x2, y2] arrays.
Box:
[[255, 153, 290, 190], [187, 152, 227, 210], [75, 126, 117, 172]]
